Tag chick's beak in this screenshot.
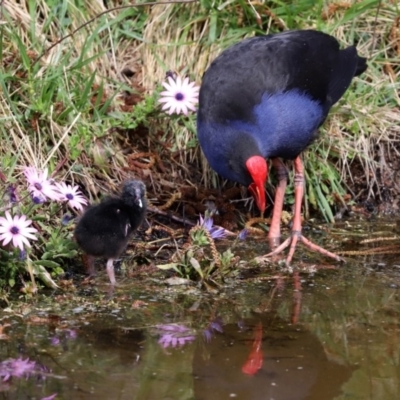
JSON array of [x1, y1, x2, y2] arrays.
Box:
[[135, 188, 143, 208]]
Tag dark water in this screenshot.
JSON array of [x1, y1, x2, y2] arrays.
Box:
[[1, 219, 400, 400]]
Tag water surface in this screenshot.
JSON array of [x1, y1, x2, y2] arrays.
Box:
[[1, 218, 400, 400]]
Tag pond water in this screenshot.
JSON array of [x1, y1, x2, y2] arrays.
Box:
[[1, 218, 400, 400]]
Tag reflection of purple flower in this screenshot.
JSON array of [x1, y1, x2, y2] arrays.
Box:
[[203, 317, 224, 342], [66, 329, 77, 339], [237, 320, 245, 330], [50, 337, 61, 346], [158, 334, 195, 348], [42, 394, 58, 400], [155, 324, 196, 348], [50, 329, 77, 346], [0, 357, 37, 381], [199, 214, 227, 240], [203, 329, 212, 342]]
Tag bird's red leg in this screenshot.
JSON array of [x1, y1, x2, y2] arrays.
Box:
[[285, 156, 305, 264], [259, 156, 344, 264], [268, 158, 288, 249]]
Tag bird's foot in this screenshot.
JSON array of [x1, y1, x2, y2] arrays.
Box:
[[256, 231, 345, 266]]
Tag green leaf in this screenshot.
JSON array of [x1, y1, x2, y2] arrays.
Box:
[[156, 263, 181, 274], [190, 257, 204, 279], [32, 265, 59, 289], [33, 260, 60, 269]]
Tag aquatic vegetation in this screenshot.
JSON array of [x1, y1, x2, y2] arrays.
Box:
[[156, 212, 241, 282]]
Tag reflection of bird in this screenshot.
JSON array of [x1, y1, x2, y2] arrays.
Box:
[[193, 315, 354, 399], [197, 30, 367, 263], [242, 322, 263, 375], [74, 180, 147, 285]]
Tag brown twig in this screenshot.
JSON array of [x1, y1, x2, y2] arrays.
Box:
[[337, 245, 400, 256], [126, 152, 157, 171], [360, 236, 400, 244], [156, 191, 181, 211], [147, 204, 195, 227], [245, 217, 270, 236]]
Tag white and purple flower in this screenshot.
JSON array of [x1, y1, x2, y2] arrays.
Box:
[[24, 167, 60, 202], [158, 75, 199, 115], [0, 212, 38, 250], [56, 183, 87, 211]]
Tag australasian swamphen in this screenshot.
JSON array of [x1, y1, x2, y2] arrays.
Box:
[[74, 180, 147, 285], [197, 30, 367, 264]]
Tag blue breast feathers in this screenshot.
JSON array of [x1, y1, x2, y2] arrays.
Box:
[[242, 90, 324, 159]]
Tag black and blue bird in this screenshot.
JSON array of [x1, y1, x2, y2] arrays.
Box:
[[74, 180, 147, 285], [197, 30, 367, 263]]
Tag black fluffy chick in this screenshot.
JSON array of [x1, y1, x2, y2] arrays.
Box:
[[74, 180, 146, 285]]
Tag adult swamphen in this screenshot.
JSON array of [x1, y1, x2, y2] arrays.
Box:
[[74, 180, 147, 285], [197, 30, 367, 264]]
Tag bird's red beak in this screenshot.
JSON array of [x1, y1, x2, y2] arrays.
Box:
[[246, 156, 267, 212]]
